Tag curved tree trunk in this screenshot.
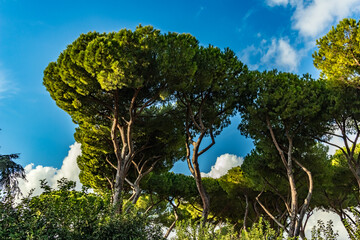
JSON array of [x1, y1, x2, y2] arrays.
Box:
[[243, 194, 249, 231], [195, 176, 210, 221], [164, 199, 180, 239]]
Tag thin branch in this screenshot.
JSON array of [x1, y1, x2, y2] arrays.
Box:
[[263, 178, 291, 214], [256, 191, 289, 234], [198, 130, 215, 156], [315, 137, 348, 157], [266, 116, 288, 169], [105, 156, 117, 170]]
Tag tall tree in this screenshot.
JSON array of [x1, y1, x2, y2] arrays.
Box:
[[0, 153, 25, 196], [313, 18, 360, 89], [43, 26, 191, 211], [318, 145, 359, 239], [313, 17, 360, 194], [0, 129, 25, 196], [172, 46, 249, 221], [238, 70, 329, 237], [315, 82, 360, 192]]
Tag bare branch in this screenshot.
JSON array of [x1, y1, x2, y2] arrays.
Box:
[[105, 156, 117, 170], [266, 116, 288, 169], [256, 191, 289, 233], [198, 130, 215, 156]]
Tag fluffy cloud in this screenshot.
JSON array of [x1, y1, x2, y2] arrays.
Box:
[[293, 0, 360, 38], [267, 0, 360, 38], [240, 38, 300, 72], [18, 142, 82, 197], [201, 154, 243, 178], [261, 38, 299, 71]]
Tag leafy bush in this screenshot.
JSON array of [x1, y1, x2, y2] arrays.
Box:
[[311, 220, 339, 240], [172, 218, 282, 240], [172, 219, 238, 240], [240, 217, 283, 240], [0, 178, 164, 240]]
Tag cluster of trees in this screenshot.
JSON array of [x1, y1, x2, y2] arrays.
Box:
[[1, 18, 360, 239]]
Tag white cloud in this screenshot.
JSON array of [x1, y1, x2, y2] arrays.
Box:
[[267, 0, 360, 38], [240, 38, 300, 72], [260, 38, 300, 71], [201, 154, 243, 178], [293, 0, 360, 38], [18, 142, 82, 196], [266, 0, 290, 7], [267, 0, 301, 7], [239, 45, 261, 70]]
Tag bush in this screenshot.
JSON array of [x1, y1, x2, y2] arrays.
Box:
[[240, 217, 283, 240], [0, 178, 164, 240], [172, 219, 238, 240], [311, 220, 339, 240]]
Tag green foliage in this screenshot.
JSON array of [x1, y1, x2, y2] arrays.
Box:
[[240, 217, 283, 240], [43, 25, 189, 197], [0, 151, 25, 196], [172, 219, 238, 240], [342, 207, 360, 240], [311, 220, 339, 240], [239, 70, 329, 146], [313, 18, 360, 88], [172, 218, 283, 240], [0, 178, 164, 240]]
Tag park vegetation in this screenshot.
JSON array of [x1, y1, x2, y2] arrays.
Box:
[[1, 18, 360, 239]]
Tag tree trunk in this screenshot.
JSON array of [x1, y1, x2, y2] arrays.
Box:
[[194, 176, 210, 222], [164, 199, 180, 239], [287, 167, 298, 237], [132, 186, 141, 204], [243, 194, 249, 231], [113, 166, 126, 213]]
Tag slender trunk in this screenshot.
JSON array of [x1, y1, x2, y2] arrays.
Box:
[[113, 165, 126, 213], [243, 194, 249, 231], [132, 186, 141, 204], [287, 168, 298, 237], [267, 118, 300, 237], [111, 90, 126, 212], [164, 200, 180, 239], [124, 185, 141, 213], [294, 159, 313, 237], [286, 140, 298, 237], [194, 176, 210, 222], [347, 160, 360, 194], [144, 199, 162, 215]]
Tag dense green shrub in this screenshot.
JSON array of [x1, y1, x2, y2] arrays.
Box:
[[172, 218, 282, 240], [0, 178, 164, 240]]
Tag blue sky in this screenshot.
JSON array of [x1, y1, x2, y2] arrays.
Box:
[[0, 0, 359, 178], [1, 1, 360, 237]]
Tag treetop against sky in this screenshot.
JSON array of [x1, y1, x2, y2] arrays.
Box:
[[0, 0, 359, 195]]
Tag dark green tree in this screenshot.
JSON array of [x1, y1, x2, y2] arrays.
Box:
[[319, 145, 360, 239], [315, 81, 360, 192], [43, 26, 191, 211], [0, 129, 25, 196], [238, 70, 329, 237], [172, 45, 249, 222], [313, 18, 360, 89], [0, 153, 25, 196], [313, 17, 360, 195]]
